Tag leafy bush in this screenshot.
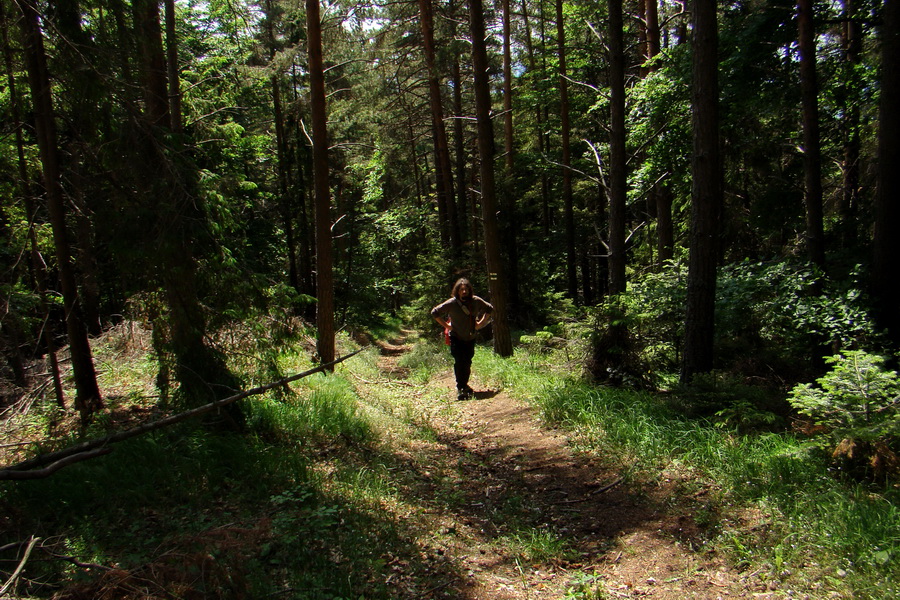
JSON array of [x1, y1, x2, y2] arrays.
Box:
[[617, 259, 878, 382], [717, 261, 877, 359]]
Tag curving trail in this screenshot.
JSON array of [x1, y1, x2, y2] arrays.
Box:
[[372, 337, 751, 600]]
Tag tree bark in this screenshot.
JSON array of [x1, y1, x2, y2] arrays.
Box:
[[839, 0, 861, 249], [643, 0, 673, 264], [500, 0, 520, 314], [163, 0, 183, 133], [520, 0, 551, 238], [608, 0, 627, 297], [556, 0, 577, 299], [307, 0, 335, 366], [0, 0, 65, 407], [798, 0, 826, 270], [418, 0, 461, 253], [680, 0, 722, 384], [873, 0, 900, 347], [15, 0, 102, 421], [451, 57, 470, 243], [468, 0, 512, 357], [133, 0, 169, 126]]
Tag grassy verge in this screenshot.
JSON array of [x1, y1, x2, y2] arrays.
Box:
[[3, 326, 899, 599], [473, 343, 900, 599], [0, 327, 446, 599]]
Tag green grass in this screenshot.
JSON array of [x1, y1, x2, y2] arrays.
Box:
[[530, 380, 900, 599], [5, 325, 900, 599]]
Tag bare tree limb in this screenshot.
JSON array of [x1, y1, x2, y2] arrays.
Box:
[[0, 350, 363, 480], [0, 535, 39, 597], [1, 448, 114, 481]]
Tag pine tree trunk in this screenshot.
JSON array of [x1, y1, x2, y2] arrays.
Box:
[[521, 0, 551, 237], [798, 0, 826, 270], [16, 0, 102, 421], [608, 0, 627, 297], [451, 57, 470, 243], [556, 0, 577, 300], [873, 0, 900, 347], [680, 0, 722, 384], [307, 0, 335, 366], [839, 0, 861, 248], [418, 0, 460, 253], [500, 0, 520, 315], [468, 0, 512, 357], [0, 1, 65, 406], [164, 0, 183, 133], [133, 0, 169, 126]]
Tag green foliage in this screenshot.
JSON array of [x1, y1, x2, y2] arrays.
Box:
[[673, 371, 786, 431], [789, 351, 900, 442], [718, 261, 877, 356], [615, 259, 879, 384], [564, 573, 608, 599]]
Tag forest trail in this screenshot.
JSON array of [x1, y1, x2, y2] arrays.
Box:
[[373, 336, 756, 600]]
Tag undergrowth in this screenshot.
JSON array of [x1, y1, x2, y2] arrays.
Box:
[[3, 322, 899, 599], [531, 380, 899, 599]]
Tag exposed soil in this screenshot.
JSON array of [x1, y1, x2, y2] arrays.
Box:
[[374, 337, 761, 600]]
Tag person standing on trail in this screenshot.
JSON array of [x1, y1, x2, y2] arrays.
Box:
[[431, 278, 493, 400]]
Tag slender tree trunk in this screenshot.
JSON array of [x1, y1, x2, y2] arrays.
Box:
[[15, 0, 102, 421], [307, 0, 335, 366], [0, 0, 65, 406], [644, 0, 673, 264], [468, 0, 512, 357], [133, 0, 169, 126], [798, 0, 826, 270], [556, 0, 577, 299], [680, 0, 722, 384], [291, 64, 315, 302], [110, 0, 134, 89], [520, 0, 551, 238], [608, 0, 627, 297], [646, 0, 661, 59], [164, 0, 182, 133], [451, 57, 470, 243], [874, 0, 900, 347], [839, 0, 861, 248], [265, 1, 301, 297], [418, 0, 460, 253], [657, 185, 674, 263], [500, 0, 520, 315]]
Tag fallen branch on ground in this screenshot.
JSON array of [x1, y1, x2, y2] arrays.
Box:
[[0, 536, 39, 597], [0, 349, 363, 481]]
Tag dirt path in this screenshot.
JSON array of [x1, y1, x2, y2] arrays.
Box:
[[375, 339, 756, 599]]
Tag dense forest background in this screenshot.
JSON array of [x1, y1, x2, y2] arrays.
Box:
[[1, 0, 899, 433], [2, 0, 900, 596]]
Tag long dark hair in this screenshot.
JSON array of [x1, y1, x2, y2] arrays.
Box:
[[451, 278, 472, 299]]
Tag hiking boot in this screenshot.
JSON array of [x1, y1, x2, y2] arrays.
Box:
[[457, 388, 467, 401]]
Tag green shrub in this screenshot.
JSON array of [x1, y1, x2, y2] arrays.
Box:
[[788, 350, 900, 443]]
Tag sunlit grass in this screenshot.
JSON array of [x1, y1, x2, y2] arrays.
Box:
[[397, 339, 446, 383], [530, 380, 898, 599], [503, 526, 571, 563], [8, 323, 899, 600]]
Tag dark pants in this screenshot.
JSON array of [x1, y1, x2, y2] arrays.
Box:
[[449, 335, 476, 389]]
